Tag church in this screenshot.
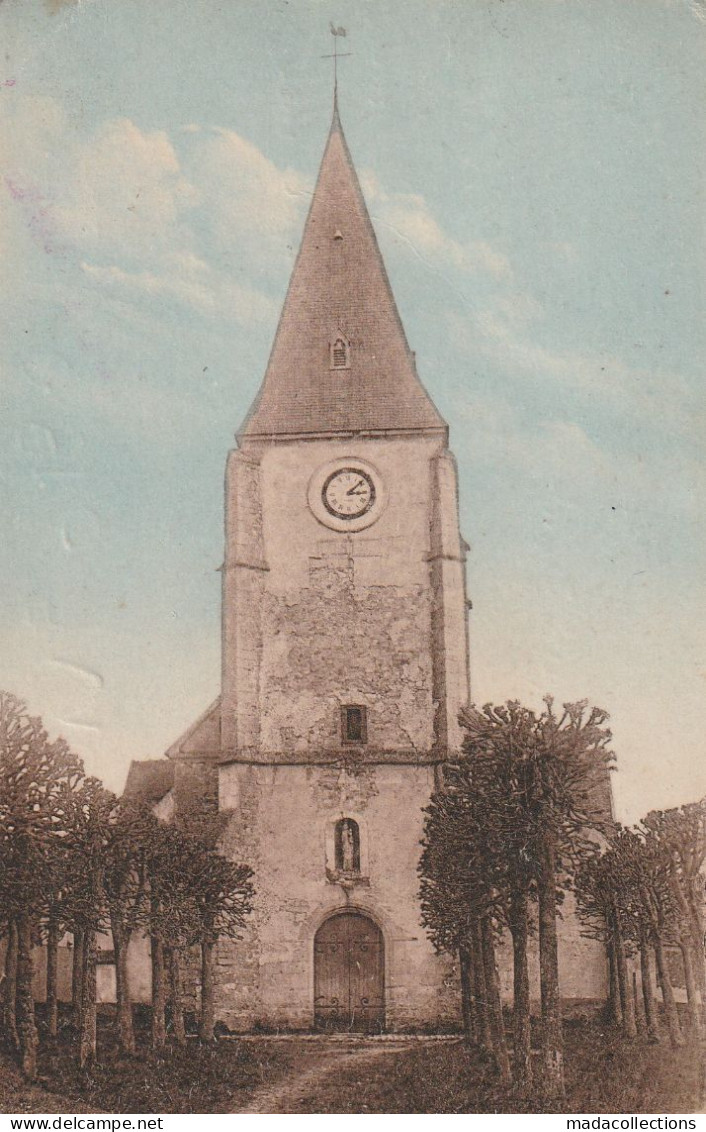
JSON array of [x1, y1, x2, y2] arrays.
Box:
[[126, 94, 608, 1031]]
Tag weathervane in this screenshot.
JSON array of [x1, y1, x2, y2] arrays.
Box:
[[322, 23, 352, 94]]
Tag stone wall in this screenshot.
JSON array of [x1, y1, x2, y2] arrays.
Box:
[[495, 890, 608, 1004], [216, 760, 458, 1031], [259, 571, 434, 756], [222, 433, 471, 764]]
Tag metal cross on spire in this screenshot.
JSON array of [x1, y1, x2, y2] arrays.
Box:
[[321, 24, 352, 96]]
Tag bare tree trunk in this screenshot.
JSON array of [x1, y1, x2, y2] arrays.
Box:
[[467, 928, 484, 1045], [510, 888, 532, 1089], [199, 938, 216, 1043], [671, 868, 706, 1016], [110, 917, 135, 1055], [3, 921, 20, 1052], [472, 917, 493, 1052], [459, 942, 474, 1041], [480, 916, 511, 1084], [538, 833, 564, 1098], [612, 908, 637, 1038], [71, 927, 84, 1028], [150, 935, 167, 1050], [692, 936, 706, 1016], [78, 929, 97, 1070], [679, 937, 703, 1039], [685, 890, 706, 1015], [639, 938, 659, 1042], [15, 914, 38, 1080], [632, 970, 644, 1033], [46, 917, 59, 1039], [167, 948, 186, 1045], [654, 936, 685, 1049], [607, 938, 622, 1027]]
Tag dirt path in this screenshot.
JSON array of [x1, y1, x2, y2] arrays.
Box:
[[234, 1038, 420, 1115]]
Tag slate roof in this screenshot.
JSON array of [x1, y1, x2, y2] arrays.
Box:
[[164, 698, 222, 760], [122, 759, 174, 805], [240, 96, 446, 439]]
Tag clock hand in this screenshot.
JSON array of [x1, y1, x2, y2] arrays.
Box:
[[346, 479, 367, 496]]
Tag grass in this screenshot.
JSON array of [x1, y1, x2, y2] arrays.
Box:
[[286, 1018, 706, 1114], [0, 1058, 91, 1115], [1, 1008, 291, 1115], [1, 1008, 704, 1114]]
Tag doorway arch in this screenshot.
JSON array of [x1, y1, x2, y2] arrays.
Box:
[[314, 910, 385, 1032]]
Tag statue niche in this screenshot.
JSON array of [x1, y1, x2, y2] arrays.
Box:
[[334, 818, 361, 874]]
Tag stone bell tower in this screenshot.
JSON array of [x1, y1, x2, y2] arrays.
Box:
[[169, 95, 472, 1031]]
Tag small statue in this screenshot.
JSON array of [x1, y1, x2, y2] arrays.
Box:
[[341, 821, 355, 872]]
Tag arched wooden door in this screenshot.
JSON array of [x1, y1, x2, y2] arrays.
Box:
[[314, 911, 385, 1032]]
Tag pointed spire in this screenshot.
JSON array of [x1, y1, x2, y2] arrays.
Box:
[[240, 100, 446, 440]]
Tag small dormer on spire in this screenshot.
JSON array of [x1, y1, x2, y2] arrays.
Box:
[[330, 332, 351, 370]]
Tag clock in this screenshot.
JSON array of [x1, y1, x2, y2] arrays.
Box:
[[322, 467, 376, 520], [307, 458, 385, 532]]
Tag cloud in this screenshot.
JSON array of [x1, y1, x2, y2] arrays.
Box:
[[461, 396, 610, 484], [53, 117, 195, 262], [487, 333, 696, 436], [476, 291, 545, 337], [3, 97, 511, 334], [81, 259, 276, 325], [194, 127, 309, 259], [361, 171, 513, 281], [689, 0, 706, 23], [450, 284, 699, 442], [1, 101, 191, 259], [452, 366, 703, 538], [1, 97, 303, 326], [547, 241, 578, 263], [2, 99, 194, 269]]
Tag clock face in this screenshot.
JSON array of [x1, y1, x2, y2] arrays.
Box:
[[322, 467, 376, 520], [308, 458, 385, 532]]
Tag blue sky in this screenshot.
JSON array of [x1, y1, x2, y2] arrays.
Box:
[[1, 0, 704, 822]]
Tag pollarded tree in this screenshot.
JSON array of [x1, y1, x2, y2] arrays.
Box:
[[641, 802, 706, 1031], [171, 807, 230, 1042], [611, 830, 667, 1041], [419, 785, 506, 1069], [102, 800, 154, 1054], [39, 815, 77, 1040], [141, 818, 197, 1049], [420, 755, 532, 1086], [190, 849, 254, 1042], [171, 806, 254, 1043], [459, 698, 614, 1098], [575, 849, 621, 1026], [0, 692, 85, 1079], [60, 777, 117, 1069], [1, 917, 20, 1054], [595, 826, 686, 1049], [142, 816, 254, 1046], [575, 839, 642, 1039], [419, 789, 479, 1041], [629, 830, 687, 1048], [457, 736, 541, 1089]]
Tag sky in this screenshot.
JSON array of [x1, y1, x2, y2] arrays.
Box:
[[0, 0, 704, 823]]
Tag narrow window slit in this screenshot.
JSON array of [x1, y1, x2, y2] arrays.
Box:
[[341, 705, 367, 744]]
